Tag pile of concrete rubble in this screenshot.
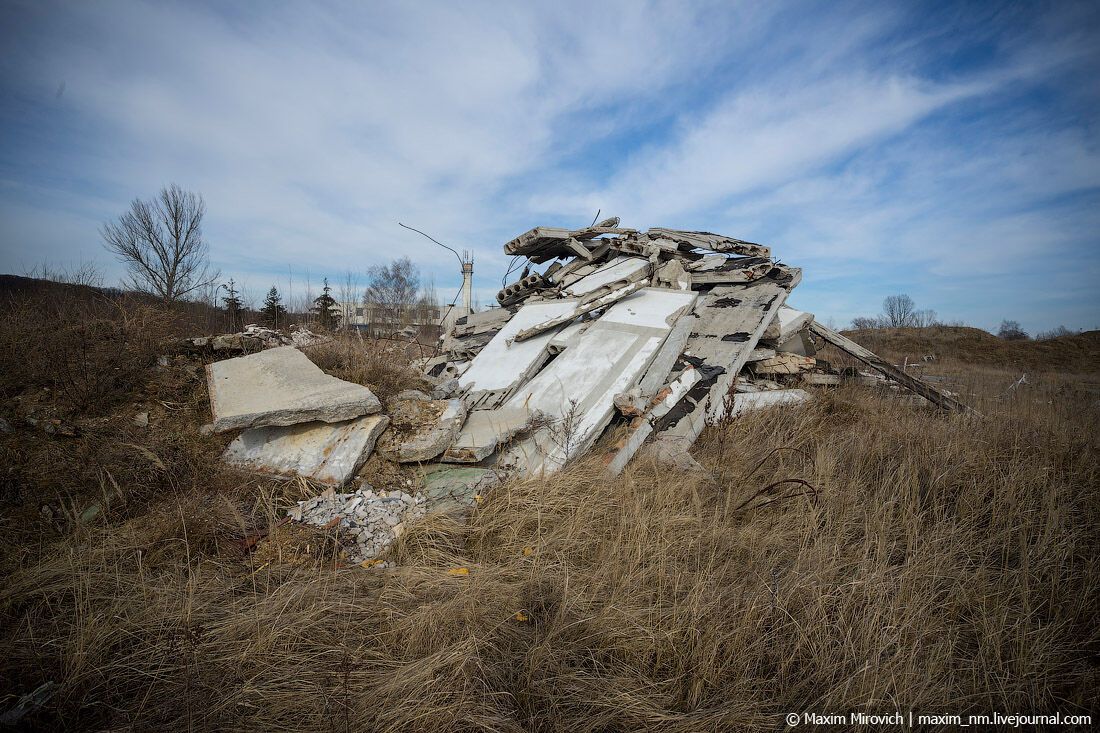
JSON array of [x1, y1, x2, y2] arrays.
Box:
[[420, 220, 970, 474], [179, 323, 327, 355], [204, 221, 969, 560]]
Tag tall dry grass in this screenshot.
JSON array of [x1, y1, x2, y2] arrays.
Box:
[[0, 294, 1097, 731]]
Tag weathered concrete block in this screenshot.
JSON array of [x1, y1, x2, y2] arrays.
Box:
[[206, 346, 381, 433], [420, 464, 501, 513], [223, 414, 389, 486], [442, 407, 534, 463], [377, 398, 468, 463]]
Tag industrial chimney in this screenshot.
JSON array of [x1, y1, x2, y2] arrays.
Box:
[[461, 251, 473, 317]]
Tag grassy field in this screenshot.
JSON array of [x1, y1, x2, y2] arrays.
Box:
[[1, 290, 1097, 731]]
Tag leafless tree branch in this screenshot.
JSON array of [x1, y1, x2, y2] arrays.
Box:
[[101, 183, 219, 302]]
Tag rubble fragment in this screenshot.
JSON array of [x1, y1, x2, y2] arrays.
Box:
[[206, 346, 382, 433], [376, 396, 467, 463], [287, 484, 426, 562], [200, 218, 972, 538], [751, 352, 816, 375], [223, 415, 389, 486]]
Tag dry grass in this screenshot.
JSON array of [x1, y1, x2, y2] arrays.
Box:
[[0, 296, 1098, 731]]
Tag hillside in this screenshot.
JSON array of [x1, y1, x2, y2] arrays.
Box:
[[842, 325, 1100, 373], [0, 293, 1097, 729]]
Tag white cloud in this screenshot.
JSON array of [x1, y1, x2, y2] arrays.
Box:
[[1, 0, 1097, 332]]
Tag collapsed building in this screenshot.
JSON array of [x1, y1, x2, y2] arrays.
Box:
[[205, 221, 970, 561]]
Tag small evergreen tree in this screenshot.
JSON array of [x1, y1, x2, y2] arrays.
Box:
[[310, 278, 340, 330], [260, 286, 287, 328], [221, 278, 243, 332]]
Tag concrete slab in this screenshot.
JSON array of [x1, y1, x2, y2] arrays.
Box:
[[649, 268, 801, 456], [563, 256, 651, 297], [222, 414, 389, 486], [605, 365, 704, 475], [729, 389, 812, 414], [459, 299, 577, 407], [775, 329, 816, 357], [377, 397, 468, 463], [206, 346, 381, 433], [752, 353, 816, 375], [512, 280, 646, 343], [547, 319, 590, 354], [763, 305, 814, 341], [500, 287, 697, 476], [442, 407, 534, 463], [420, 464, 502, 513]]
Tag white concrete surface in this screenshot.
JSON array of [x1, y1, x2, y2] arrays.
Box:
[[206, 346, 381, 433], [563, 256, 650, 296], [729, 389, 812, 415], [222, 414, 389, 486], [501, 288, 697, 476], [442, 407, 534, 462], [459, 300, 577, 398]]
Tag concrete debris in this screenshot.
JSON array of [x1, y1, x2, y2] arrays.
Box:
[[376, 396, 467, 463], [420, 464, 502, 512], [751, 352, 816, 375], [287, 485, 426, 562], [224, 415, 389, 486], [198, 219, 972, 561], [206, 346, 382, 433], [443, 407, 535, 463], [459, 299, 576, 407], [423, 219, 971, 480], [179, 324, 325, 354]]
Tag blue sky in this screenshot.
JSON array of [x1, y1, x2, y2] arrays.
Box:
[[1, 0, 1098, 333]]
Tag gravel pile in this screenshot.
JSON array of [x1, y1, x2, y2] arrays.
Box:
[[286, 484, 426, 563]]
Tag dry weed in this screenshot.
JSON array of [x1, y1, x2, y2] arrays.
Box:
[[0, 299, 1097, 730]]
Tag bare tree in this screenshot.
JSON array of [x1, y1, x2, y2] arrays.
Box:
[[913, 309, 938, 328], [882, 294, 917, 328], [1036, 325, 1076, 340], [364, 257, 420, 336], [850, 316, 882, 330], [101, 184, 218, 302], [997, 320, 1029, 341], [338, 270, 360, 328]]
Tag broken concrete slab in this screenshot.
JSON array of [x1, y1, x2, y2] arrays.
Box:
[[223, 414, 389, 486], [563, 256, 650, 297], [377, 397, 467, 463], [684, 257, 772, 286], [763, 305, 814, 341], [420, 464, 502, 513], [605, 365, 706, 475], [548, 318, 591, 354], [501, 287, 697, 476], [775, 329, 816, 357], [647, 228, 771, 258], [442, 407, 535, 463], [728, 388, 812, 415], [459, 299, 578, 407], [752, 352, 816, 375], [206, 346, 381, 433], [511, 280, 646, 343], [654, 259, 692, 290], [809, 321, 976, 413], [648, 268, 801, 460], [747, 347, 777, 362]]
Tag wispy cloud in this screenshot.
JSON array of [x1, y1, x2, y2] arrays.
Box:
[[1, 0, 1097, 331]]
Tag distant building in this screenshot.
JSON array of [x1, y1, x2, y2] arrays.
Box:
[[333, 301, 454, 341]]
